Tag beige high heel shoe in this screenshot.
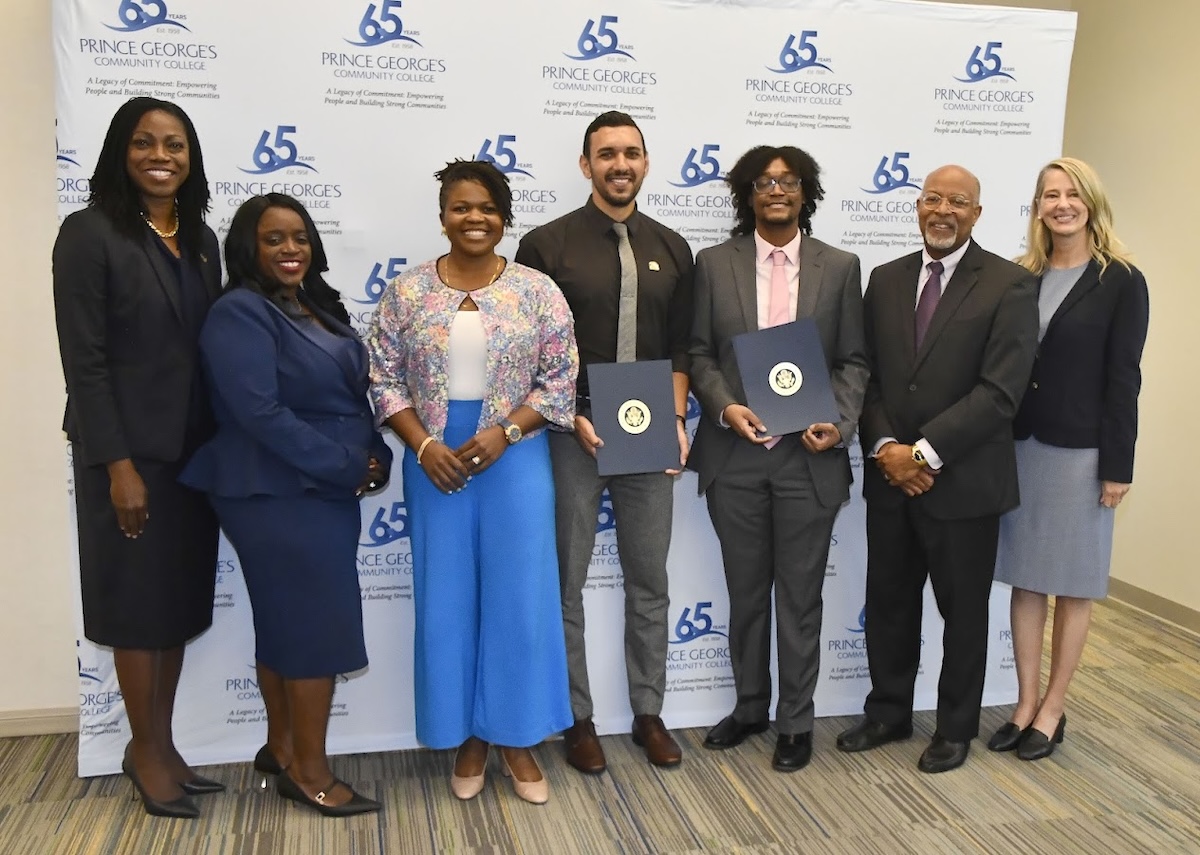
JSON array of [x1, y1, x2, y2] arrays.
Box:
[[500, 748, 548, 805], [450, 741, 488, 801]]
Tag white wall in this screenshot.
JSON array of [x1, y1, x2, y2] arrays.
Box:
[[0, 0, 78, 719]]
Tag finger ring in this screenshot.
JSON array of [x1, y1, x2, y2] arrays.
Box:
[[471, 456, 482, 466]]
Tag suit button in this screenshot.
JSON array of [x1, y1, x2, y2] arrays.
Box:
[[908, 384, 917, 392], [1031, 382, 1039, 390]]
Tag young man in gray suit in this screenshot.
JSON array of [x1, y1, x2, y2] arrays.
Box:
[[836, 165, 1038, 773], [689, 145, 869, 772]]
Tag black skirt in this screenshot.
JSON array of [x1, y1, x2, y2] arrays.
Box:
[[73, 454, 219, 648]]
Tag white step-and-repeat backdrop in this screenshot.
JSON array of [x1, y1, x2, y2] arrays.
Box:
[[56, 0, 1076, 775]]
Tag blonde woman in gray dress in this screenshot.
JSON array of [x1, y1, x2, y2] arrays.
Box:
[[988, 158, 1148, 761]]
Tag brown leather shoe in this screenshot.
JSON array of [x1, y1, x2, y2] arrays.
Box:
[[563, 718, 606, 774], [631, 715, 682, 767]]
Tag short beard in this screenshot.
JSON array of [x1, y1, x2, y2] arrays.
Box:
[[924, 225, 958, 251]]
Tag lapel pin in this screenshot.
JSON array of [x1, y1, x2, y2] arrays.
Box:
[[648, 261, 660, 271]]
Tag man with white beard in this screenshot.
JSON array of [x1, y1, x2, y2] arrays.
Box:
[[835, 164, 1038, 774]]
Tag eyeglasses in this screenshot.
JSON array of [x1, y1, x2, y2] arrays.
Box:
[[752, 176, 801, 194], [918, 193, 974, 212]]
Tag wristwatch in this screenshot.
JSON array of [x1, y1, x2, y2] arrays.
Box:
[[910, 445, 928, 467], [499, 418, 523, 445]]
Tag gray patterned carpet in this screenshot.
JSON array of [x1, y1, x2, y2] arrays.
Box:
[[1, 598, 1198, 854]]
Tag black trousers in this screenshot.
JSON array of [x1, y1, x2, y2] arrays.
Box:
[[862, 499, 1000, 742]]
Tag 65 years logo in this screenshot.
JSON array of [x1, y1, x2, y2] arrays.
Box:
[[862, 152, 920, 194], [361, 500, 410, 547], [669, 144, 724, 189], [670, 602, 728, 644], [565, 15, 633, 61], [767, 31, 832, 74], [955, 41, 1015, 83], [476, 134, 534, 178], [352, 257, 407, 305], [346, 0, 421, 47], [107, 0, 188, 32], [239, 126, 317, 175]]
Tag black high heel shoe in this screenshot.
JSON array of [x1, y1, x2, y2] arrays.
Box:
[[254, 745, 284, 776], [986, 722, 1030, 752], [179, 773, 226, 796], [276, 769, 381, 817], [1018, 714, 1066, 761], [252, 745, 284, 791], [122, 749, 200, 819]]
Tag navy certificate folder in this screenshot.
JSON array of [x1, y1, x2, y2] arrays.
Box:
[[731, 318, 838, 437], [587, 359, 680, 476]]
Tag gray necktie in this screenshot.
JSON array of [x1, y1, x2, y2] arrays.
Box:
[[612, 221, 637, 363]]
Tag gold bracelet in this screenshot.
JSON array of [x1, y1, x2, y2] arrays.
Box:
[[416, 436, 434, 463]]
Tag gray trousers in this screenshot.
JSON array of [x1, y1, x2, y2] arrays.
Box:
[[548, 429, 674, 720], [704, 435, 838, 734]]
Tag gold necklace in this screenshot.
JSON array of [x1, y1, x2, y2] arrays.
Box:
[[141, 203, 179, 239], [443, 255, 503, 290]]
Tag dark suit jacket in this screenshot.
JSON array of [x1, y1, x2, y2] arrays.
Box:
[[53, 207, 222, 466], [179, 288, 391, 498], [1013, 260, 1148, 483], [688, 233, 870, 507], [860, 240, 1038, 519]]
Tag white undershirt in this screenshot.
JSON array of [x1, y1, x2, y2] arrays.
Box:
[[447, 310, 488, 400]]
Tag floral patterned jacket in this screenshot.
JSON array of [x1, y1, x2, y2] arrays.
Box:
[[366, 259, 578, 441]]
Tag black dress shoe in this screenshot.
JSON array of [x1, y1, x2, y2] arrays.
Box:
[[276, 770, 381, 817], [254, 745, 284, 776], [836, 718, 913, 753], [917, 733, 970, 773], [122, 753, 200, 819], [703, 715, 769, 749], [179, 774, 226, 795], [772, 732, 813, 772], [1017, 714, 1066, 761], [986, 722, 1029, 753]]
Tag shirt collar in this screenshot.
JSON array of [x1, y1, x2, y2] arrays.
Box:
[[754, 228, 802, 265], [921, 238, 971, 279], [584, 195, 642, 236]]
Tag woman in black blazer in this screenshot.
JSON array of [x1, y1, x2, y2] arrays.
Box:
[[53, 98, 223, 817], [988, 158, 1149, 760]]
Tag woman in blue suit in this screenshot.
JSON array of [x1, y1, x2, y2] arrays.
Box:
[[181, 194, 390, 816]]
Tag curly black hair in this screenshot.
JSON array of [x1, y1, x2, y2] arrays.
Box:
[[725, 145, 824, 237], [435, 159, 513, 227], [223, 193, 350, 325], [88, 97, 211, 261]]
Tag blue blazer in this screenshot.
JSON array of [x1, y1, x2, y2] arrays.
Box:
[[180, 288, 391, 498]]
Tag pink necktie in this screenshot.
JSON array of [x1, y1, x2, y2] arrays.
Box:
[[764, 248, 790, 449], [767, 248, 790, 328]]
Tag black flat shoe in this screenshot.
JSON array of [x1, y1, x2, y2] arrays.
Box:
[[836, 718, 913, 753], [917, 733, 970, 773], [179, 773, 226, 795], [1018, 714, 1066, 761], [276, 770, 381, 817], [772, 732, 813, 773], [254, 745, 284, 776], [122, 753, 200, 819], [986, 722, 1029, 753], [703, 715, 769, 749]]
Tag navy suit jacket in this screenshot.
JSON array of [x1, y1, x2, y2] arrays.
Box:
[[180, 288, 391, 498], [1013, 260, 1149, 483]]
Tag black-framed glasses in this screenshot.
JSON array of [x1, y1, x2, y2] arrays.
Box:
[[752, 176, 801, 194], [918, 192, 974, 212]]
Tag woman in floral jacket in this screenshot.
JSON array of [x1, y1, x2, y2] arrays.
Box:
[[366, 159, 577, 806]]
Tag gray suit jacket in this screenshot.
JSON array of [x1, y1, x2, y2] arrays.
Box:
[[688, 233, 869, 506]]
